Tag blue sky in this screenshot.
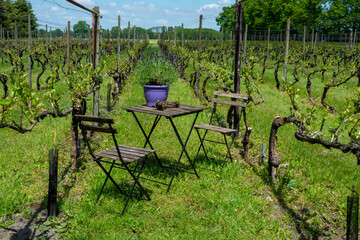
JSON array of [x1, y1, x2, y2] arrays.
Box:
[[31, 0, 233, 31]]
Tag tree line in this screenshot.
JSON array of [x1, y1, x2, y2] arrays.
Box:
[[216, 0, 360, 33], [0, 0, 37, 32]]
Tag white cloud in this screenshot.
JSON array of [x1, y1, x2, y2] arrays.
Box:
[[218, 0, 231, 4], [76, 0, 95, 5], [197, 4, 220, 13], [51, 6, 59, 11], [117, 10, 125, 15], [123, 2, 157, 11], [109, 2, 117, 7], [100, 9, 109, 15], [164, 8, 185, 16], [153, 19, 168, 25]]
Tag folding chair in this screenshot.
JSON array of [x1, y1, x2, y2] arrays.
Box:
[[193, 91, 248, 172], [75, 115, 155, 215]]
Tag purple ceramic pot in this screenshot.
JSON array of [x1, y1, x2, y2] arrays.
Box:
[[142, 85, 170, 107]]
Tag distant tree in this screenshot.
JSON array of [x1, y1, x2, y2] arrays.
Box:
[[8, 0, 37, 32], [51, 28, 63, 38], [320, 0, 360, 33], [216, 0, 323, 31], [73, 20, 89, 38], [0, 0, 11, 30]]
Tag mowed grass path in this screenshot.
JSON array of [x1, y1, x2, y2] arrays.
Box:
[[58, 43, 292, 239], [1, 42, 359, 239]]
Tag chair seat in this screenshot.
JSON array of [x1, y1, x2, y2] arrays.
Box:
[[96, 144, 155, 164], [194, 124, 238, 134]]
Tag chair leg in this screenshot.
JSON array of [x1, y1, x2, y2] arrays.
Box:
[[95, 160, 124, 203], [121, 158, 151, 215], [193, 129, 209, 165], [220, 133, 236, 172]]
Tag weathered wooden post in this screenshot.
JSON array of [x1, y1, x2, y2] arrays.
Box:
[[347, 187, 359, 240], [181, 23, 184, 49], [282, 18, 290, 91], [47, 130, 58, 217], [234, 0, 243, 134], [67, 21, 70, 75], [92, 7, 100, 121], [128, 21, 130, 49], [28, 13, 32, 108], [117, 15, 121, 64]]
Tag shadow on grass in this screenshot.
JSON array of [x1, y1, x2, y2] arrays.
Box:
[[235, 139, 324, 239], [1, 198, 58, 240]]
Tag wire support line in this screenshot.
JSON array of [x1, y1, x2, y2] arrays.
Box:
[[43, 0, 91, 16], [259, 85, 354, 143], [295, 139, 358, 195], [37, 20, 67, 28], [254, 86, 359, 195]]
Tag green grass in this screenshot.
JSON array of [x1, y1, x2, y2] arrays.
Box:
[[0, 41, 359, 239]]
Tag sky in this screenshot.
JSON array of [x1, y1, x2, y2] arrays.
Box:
[[31, 0, 233, 31]]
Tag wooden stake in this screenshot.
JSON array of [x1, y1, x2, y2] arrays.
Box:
[[28, 14, 32, 94], [67, 21, 71, 75], [117, 15, 121, 64], [128, 21, 130, 49], [198, 15, 203, 51], [181, 23, 184, 49], [282, 18, 290, 90]]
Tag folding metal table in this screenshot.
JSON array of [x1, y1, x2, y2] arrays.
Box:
[[123, 104, 207, 192]]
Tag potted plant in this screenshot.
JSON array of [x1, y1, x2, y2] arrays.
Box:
[[134, 50, 179, 107]]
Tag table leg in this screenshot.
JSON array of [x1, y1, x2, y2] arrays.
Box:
[[166, 113, 200, 193], [131, 112, 163, 168]]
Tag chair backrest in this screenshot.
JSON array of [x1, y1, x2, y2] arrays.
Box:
[[209, 91, 248, 126], [75, 115, 121, 160]]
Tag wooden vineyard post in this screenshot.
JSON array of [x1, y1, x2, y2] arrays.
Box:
[[198, 15, 203, 51], [354, 30, 357, 48], [67, 21, 70, 75], [347, 187, 359, 240], [243, 24, 248, 59], [28, 13, 32, 106], [311, 28, 314, 50], [282, 18, 290, 91], [174, 26, 176, 46], [267, 27, 270, 61], [14, 20, 17, 48], [230, 30, 232, 50], [128, 21, 130, 49], [234, 0, 243, 134], [314, 31, 318, 55], [133, 25, 136, 47], [302, 26, 306, 74], [194, 15, 203, 98], [46, 25, 49, 57], [168, 27, 170, 44], [107, 83, 112, 112], [47, 130, 58, 217], [92, 6, 100, 120], [117, 15, 121, 65], [181, 23, 184, 49], [88, 25, 91, 63]]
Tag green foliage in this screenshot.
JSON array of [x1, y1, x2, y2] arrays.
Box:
[[1, 0, 37, 32], [134, 51, 179, 85], [73, 21, 89, 37], [0, 72, 43, 125], [321, 0, 360, 33], [216, 0, 359, 32]]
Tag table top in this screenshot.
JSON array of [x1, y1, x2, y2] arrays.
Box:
[[123, 104, 207, 118]]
